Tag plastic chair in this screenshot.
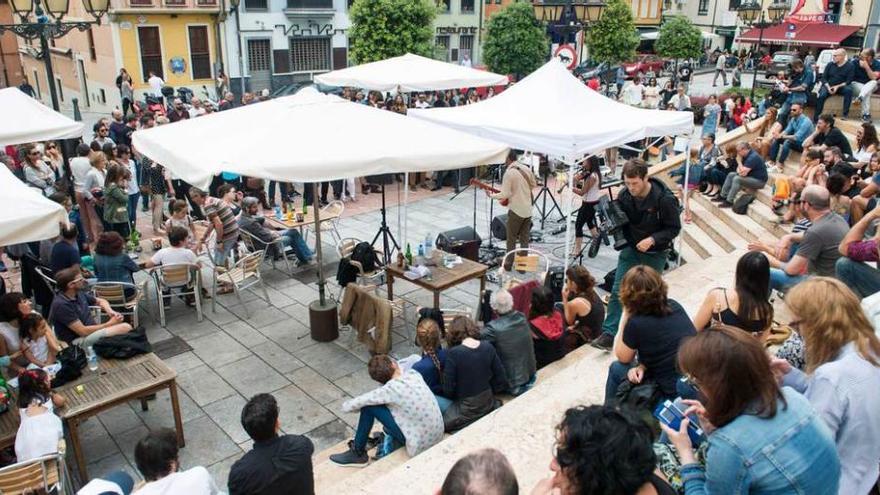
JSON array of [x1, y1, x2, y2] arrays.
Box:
[[149, 263, 203, 327], [498, 248, 551, 286], [212, 250, 270, 317], [306, 200, 344, 245], [0, 453, 72, 495], [92, 281, 148, 328], [240, 229, 295, 277]]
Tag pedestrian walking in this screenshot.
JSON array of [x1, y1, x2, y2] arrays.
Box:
[[713, 51, 729, 86]]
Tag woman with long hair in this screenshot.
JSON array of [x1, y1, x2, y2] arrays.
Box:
[[528, 286, 564, 369], [0, 292, 32, 373], [662, 326, 840, 494], [773, 278, 880, 494], [413, 318, 450, 412], [643, 77, 659, 109], [854, 123, 878, 169], [692, 251, 773, 335], [14, 368, 65, 462], [570, 157, 603, 258], [21, 144, 56, 196], [604, 266, 695, 404], [42, 141, 63, 180], [84, 151, 108, 235], [703, 143, 737, 198], [103, 164, 131, 239], [561, 265, 604, 352]]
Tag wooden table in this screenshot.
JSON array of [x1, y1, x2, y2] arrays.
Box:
[[385, 250, 488, 310], [264, 209, 340, 230], [0, 353, 184, 482]]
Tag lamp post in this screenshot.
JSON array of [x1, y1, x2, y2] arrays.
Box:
[[533, 0, 606, 59], [737, 0, 787, 101], [227, 0, 246, 97], [0, 0, 108, 112]]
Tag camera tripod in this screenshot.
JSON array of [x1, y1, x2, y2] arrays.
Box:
[[533, 170, 565, 230], [370, 183, 399, 265]]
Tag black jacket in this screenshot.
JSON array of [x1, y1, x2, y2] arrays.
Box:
[[228, 434, 315, 495], [618, 177, 681, 252]]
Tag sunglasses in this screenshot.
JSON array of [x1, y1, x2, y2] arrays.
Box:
[[29, 151, 41, 156], [99, 129, 108, 133]]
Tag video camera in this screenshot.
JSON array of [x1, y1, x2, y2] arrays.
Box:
[[597, 195, 629, 251]]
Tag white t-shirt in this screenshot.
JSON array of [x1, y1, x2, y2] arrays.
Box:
[[134, 467, 221, 495], [125, 159, 139, 195], [148, 76, 165, 96], [0, 321, 21, 354], [583, 172, 602, 202], [25, 335, 49, 363], [716, 55, 726, 70], [14, 406, 63, 462], [623, 83, 644, 106], [151, 247, 198, 267], [414, 100, 431, 109], [189, 107, 207, 118], [70, 156, 92, 193]]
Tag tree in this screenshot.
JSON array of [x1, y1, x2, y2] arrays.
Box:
[[348, 0, 437, 65], [655, 16, 703, 63], [586, 0, 638, 65], [482, 1, 549, 78]]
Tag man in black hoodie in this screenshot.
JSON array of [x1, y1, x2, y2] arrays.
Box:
[[592, 159, 681, 351]]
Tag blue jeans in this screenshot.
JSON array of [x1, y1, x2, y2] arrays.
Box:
[[769, 138, 803, 164], [213, 237, 238, 267], [601, 247, 669, 336], [770, 267, 808, 292], [604, 360, 632, 404], [435, 395, 452, 414], [815, 84, 854, 120], [280, 229, 313, 262], [127, 193, 139, 227], [835, 257, 880, 298], [354, 405, 405, 452], [509, 373, 536, 396]]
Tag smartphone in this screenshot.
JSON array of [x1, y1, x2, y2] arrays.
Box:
[[653, 398, 705, 446]]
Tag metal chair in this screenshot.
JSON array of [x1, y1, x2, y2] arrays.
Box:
[[335, 237, 385, 300], [240, 229, 295, 277], [498, 248, 551, 287], [149, 263, 203, 327], [0, 453, 72, 495], [212, 250, 270, 317], [92, 281, 148, 328], [33, 265, 57, 293], [306, 200, 344, 245]]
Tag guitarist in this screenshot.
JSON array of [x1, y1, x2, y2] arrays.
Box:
[[488, 150, 537, 270]]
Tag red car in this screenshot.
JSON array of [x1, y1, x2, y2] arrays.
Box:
[[622, 54, 665, 79]]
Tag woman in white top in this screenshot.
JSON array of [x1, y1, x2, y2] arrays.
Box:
[[42, 141, 63, 180], [21, 144, 55, 196], [622, 77, 644, 107], [83, 152, 108, 242], [0, 293, 32, 373], [134, 428, 222, 495], [14, 369, 65, 462], [643, 77, 660, 109], [571, 157, 603, 257], [854, 122, 879, 169]]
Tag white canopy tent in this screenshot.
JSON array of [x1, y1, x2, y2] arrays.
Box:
[[314, 53, 509, 92], [0, 87, 84, 145], [0, 166, 67, 245], [409, 60, 695, 264]]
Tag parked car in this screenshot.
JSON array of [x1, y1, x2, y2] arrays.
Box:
[[579, 62, 620, 85], [766, 51, 797, 78], [622, 54, 665, 78], [573, 59, 601, 77]]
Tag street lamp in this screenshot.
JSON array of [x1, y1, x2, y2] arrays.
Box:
[[737, 0, 787, 101], [228, 0, 246, 96], [533, 1, 606, 52], [0, 0, 108, 111]]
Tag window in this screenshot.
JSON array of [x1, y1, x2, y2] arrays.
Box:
[[459, 34, 474, 53], [461, 0, 474, 12], [188, 26, 211, 79], [245, 0, 266, 9], [728, 0, 740, 9], [435, 35, 450, 61], [289, 37, 331, 72], [55, 77, 63, 102], [286, 0, 332, 8], [100, 89, 106, 103], [698, 0, 709, 14], [438, 0, 449, 12], [87, 28, 96, 61], [137, 26, 163, 81]]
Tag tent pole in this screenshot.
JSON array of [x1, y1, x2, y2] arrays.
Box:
[[314, 182, 326, 306], [403, 172, 409, 251], [677, 137, 692, 268]]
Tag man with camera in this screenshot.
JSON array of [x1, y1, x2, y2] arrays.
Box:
[[591, 159, 681, 351]]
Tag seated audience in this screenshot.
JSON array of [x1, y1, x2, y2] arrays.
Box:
[[77, 472, 135, 495], [51, 224, 85, 275], [776, 59, 814, 126], [751, 192, 811, 260], [528, 286, 565, 369], [824, 146, 856, 181], [560, 266, 604, 352], [480, 290, 536, 396], [715, 142, 768, 208], [826, 173, 853, 219], [443, 316, 508, 433], [605, 266, 696, 404], [850, 152, 880, 221], [852, 49, 880, 122], [413, 318, 450, 412], [765, 185, 848, 292], [134, 428, 222, 494], [766, 103, 813, 172], [837, 203, 880, 297], [94, 231, 140, 286], [145, 226, 200, 272], [660, 326, 840, 494], [14, 368, 64, 462], [531, 405, 675, 495], [773, 278, 880, 494], [853, 124, 878, 172], [50, 267, 133, 346], [330, 354, 443, 466], [692, 251, 773, 335], [238, 197, 313, 264], [703, 143, 738, 198], [440, 448, 518, 495], [19, 313, 61, 368], [164, 199, 197, 249], [802, 114, 853, 158], [0, 292, 31, 372], [228, 393, 315, 495], [667, 84, 691, 111], [814, 48, 854, 122]]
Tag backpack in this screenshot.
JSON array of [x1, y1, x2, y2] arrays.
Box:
[[351, 241, 380, 273], [732, 193, 756, 215], [51, 344, 87, 387], [92, 326, 152, 359]]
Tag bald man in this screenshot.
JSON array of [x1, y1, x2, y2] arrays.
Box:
[[763, 185, 849, 291], [814, 48, 855, 122]]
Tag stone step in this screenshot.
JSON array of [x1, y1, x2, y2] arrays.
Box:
[[691, 193, 783, 244], [681, 229, 712, 260], [746, 199, 790, 239], [687, 197, 742, 252]]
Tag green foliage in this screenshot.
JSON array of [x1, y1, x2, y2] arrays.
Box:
[[482, 1, 549, 77], [586, 0, 638, 64], [655, 16, 703, 61], [348, 0, 438, 65]]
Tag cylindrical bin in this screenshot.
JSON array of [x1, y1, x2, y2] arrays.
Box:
[[309, 300, 339, 342]]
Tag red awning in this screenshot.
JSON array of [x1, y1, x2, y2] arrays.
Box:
[[737, 22, 860, 47]]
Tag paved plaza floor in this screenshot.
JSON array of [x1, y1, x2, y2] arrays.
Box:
[[60, 183, 617, 487]]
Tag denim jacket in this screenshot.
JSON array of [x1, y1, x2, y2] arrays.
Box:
[[681, 387, 840, 495], [784, 343, 880, 495], [786, 68, 815, 105]]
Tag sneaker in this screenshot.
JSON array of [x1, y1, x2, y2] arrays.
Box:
[[588, 236, 601, 258], [330, 447, 369, 467], [590, 333, 614, 351], [710, 196, 726, 203], [718, 200, 733, 209]]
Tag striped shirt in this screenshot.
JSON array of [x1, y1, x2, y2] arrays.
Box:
[[203, 197, 239, 243]]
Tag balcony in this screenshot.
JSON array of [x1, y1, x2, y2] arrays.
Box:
[[118, 0, 218, 9], [284, 0, 333, 16]]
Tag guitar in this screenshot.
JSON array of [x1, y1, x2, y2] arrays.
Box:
[[469, 178, 508, 206]]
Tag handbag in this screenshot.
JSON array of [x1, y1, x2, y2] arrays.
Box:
[[51, 344, 87, 387]]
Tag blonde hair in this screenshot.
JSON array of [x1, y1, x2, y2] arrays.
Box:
[[786, 277, 880, 373], [416, 318, 443, 384]]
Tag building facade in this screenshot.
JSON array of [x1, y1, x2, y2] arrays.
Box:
[[630, 0, 662, 27], [222, 0, 350, 96], [112, 0, 224, 101], [0, 0, 24, 88], [434, 0, 482, 65]]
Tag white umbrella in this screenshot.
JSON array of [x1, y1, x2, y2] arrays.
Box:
[[0, 166, 67, 245], [314, 53, 509, 92], [0, 87, 84, 146]]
